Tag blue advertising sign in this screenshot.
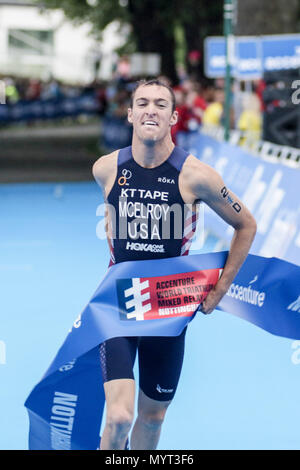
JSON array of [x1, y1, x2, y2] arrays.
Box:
[[204, 34, 300, 78], [177, 131, 300, 266], [262, 35, 300, 72], [235, 37, 262, 78], [204, 36, 227, 78]]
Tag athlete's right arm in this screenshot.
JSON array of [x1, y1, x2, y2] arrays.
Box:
[[92, 150, 118, 199]]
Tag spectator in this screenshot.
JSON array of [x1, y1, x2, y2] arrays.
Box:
[[105, 84, 130, 119], [237, 92, 262, 144], [171, 81, 207, 143], [95, 81, 108, 116], [4, 78, 19, 104], [202, 87, 225, 127], [185, 81, 207, 123], [253, 79, 267, 112], [25, 79, 41, 100], [171, 85, 188, 143], [40, 79, 62, 101], [187, 49, 202, 81]]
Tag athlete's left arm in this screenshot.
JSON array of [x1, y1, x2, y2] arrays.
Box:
[[192, 161, 257, 314]]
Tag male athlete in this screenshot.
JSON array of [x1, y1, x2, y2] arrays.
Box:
[[93, 79, 257, 450]]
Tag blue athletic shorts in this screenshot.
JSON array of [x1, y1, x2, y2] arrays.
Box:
[[99, 327, 187, 402]]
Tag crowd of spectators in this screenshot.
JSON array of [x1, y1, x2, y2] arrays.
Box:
[[1, 75, 101, 103], [95, 73, 263, 143], [0, 71, 263, 141], [0, 74, 109, 122]]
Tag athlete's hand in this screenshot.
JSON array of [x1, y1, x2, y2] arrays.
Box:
[[200, 286, 227, 315]]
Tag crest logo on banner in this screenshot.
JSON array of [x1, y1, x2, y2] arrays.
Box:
[[116, 269, 222, 321], [122, 277, 152, 321]]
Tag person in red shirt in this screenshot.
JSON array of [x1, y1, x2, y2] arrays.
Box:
[[171, 81, 207, 143]]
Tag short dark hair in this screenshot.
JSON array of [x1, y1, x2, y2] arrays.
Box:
[[130, 79, 176, 112]]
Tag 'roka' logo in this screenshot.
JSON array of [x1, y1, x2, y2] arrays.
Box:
[[158, 177, 175, 184]]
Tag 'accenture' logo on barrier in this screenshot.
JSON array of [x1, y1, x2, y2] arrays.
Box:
[[226, 275, 266, 307]]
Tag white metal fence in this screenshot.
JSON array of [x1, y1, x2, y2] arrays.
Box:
[[202, 125, 300, 168]]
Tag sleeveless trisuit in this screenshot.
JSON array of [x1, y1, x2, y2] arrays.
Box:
[[99, 146, 200, 401]]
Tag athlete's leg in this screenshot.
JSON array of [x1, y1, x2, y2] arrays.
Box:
[[100, 378, 135, 450], [130, 388, 171, 450], [130, 327, 187, 450], [99, 337, 138, 450]]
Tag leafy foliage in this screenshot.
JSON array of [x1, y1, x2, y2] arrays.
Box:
[[37, 0, 225, 80]]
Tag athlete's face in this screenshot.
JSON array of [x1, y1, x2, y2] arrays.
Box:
[[128, 85, 178, 143]]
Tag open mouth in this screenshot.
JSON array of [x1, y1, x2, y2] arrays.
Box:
[[142, 120, 159, 127]]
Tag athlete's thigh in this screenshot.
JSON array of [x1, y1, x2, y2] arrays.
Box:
[[137, 326, 187, 402], [99, 336, 138, 383], [99, 336, 138, 412]]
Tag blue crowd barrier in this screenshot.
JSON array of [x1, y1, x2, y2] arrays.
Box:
[[101, 115, 133, 151], [0, 92, 100, 122], [177, 131, 300, 266]]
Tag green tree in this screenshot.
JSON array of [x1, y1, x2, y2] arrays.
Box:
[[179, 0, 223, 76], [37, 0, 224, 83], [235, 0, 300, 35]]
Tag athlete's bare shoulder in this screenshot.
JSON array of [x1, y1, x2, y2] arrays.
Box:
[[181, 151, 256, 232], [92, 150, 118, 182], [183, 153, 216, 177], [92, 150, 118, 198], [181, 152, 220, 200]]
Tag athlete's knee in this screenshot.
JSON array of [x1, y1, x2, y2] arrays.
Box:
[[138, 407, 169, 432], [106, 404, 134, 436]]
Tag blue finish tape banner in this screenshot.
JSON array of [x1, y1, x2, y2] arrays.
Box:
[[24, 251, 300, 450]]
